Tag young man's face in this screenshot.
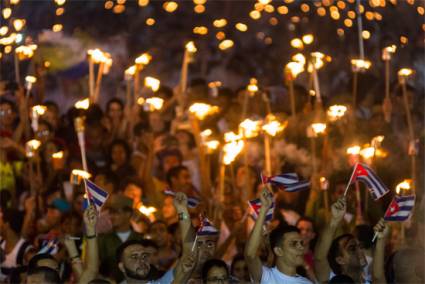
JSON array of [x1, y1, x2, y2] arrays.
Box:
[[149, 222, 169, 248], [297, 220, 316, 246], [337, 237, 367, 271], [119, 244, 152, 280], [196, 235, 218, 264], [274, 232, 305, 267], [172, 169, 192, 191]]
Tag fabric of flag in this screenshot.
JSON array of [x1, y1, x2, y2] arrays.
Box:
[[261, 173, 310, 192], [197, 217, 219, 236], [348, 163, 389, 200], [248, 198, 274, 222], [37, 239, 59, 255], [83, 179, 109, 211], [384, 195, 415, 221], [163, 189, 200, 208]]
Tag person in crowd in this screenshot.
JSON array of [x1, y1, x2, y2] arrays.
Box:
[[296, 216, 317, 282], [147, 221, 177, 271], [26, 266, 61, 284], [202, 259, 230, 284], [245, 188, 312, 283], [166, 165, 198, 197], [230, 254, 249, 283], [109, 139, 135, 180], [98, 194, 143, 281]]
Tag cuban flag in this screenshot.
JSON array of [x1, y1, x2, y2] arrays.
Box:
[[197, 217, 219, 236], [261, 173, 310, 192], [37, 239, 59, 255], [348, 163, 389, 200], [384, 195, 415, 221], [163, 189, 200, 208], [83, 179, 109, 212], [248, 198, 274, 222]]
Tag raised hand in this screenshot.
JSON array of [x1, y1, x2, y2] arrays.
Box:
[[373, 218, 389, 240], [330, 196, 346, 225], [173, 192, 188, 213], [259, 187, 273, 212], [83, 205, 97, 236], [181, 250, 197, 273]]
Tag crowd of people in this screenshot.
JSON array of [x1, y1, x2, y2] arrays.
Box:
[[0, 68, 424, 284]]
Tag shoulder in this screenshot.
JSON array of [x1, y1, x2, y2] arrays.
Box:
[[151, 269, 174, 284]]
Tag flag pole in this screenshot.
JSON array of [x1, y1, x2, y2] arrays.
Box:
[[344, 163, 358, 196]]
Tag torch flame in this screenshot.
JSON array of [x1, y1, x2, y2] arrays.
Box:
[[223, 140, 244, 165], [247, 78, 258, 94], [396, 179, 412, 195], [205, 140, 220, 152], [74, 98, 90, 110], [327, 105, 347, 121], [145, 97, 164, 111], [189, 103, 219, 120], [398, 68, 413, 77], [351, 59, 372, 71], [135, 53, 152, 65], [262, 115, 287, 136], [71, 169, 91, 179], [25, 76, 37, 84], [285, 61, 304, 78], [26, 139, 41, 150], [32, 105, 47, 116], [311, 123, 326, 134], [15, 44, 37, 59], [346, 145, 361, 155], [239, 118, 262, 138], [185, 41, 197, 53], [359, 146, 375, 159], [52, 151, 64, 159], [144, 76, 160, 92], [224, 131, 243, 142], [200, 129, 212, 138], [125, 65, 137, 78], [138, 205, 157, 216]]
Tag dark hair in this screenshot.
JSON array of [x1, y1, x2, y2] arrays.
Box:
[[354, 225, 374, 250], [296, 216, 315, 229], [148, 220, 167, 232], [0, 98, 16, 111], [109, 139, 132, 163], [230, 254, 245, 275], [328, 234, 355, 275], [155, 85, 173, 99], [175, 129, 196, 149], [106, 98, 124, 112], [329, 274, 355, 284], [202, 259, 229, 283], [43, 101, 59, 112], [1, 208, 24, 234], [167, 222, 179, 236], [9, 265, 27, 283], [269, 225, 300, 250], [116, 239, 158, 262], [27, 266, 61, 283], [28, 253, 57, 270], [166, 165, 189, 186]]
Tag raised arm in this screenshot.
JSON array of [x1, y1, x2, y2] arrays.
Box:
[[314, 196, 346, 283], [372, 218, 389, 284], [244, 188, 273, 283], [79, 205, 99, 284]]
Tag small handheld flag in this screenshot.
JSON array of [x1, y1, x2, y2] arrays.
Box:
[[83, 179, 109, 212], [344, 163, 389, 200], [37, 239, 59, 255], [384, 195, 415, 222], [197, 217, 219, 236], [248, 198, 274, 222], [163, 188, 200, 208], [261, 173, 310, 192]]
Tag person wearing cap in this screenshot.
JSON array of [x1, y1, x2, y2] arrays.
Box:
[[98, 194, 143, 282]]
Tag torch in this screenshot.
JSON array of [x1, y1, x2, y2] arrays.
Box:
[[31, 105, 46, 133], [284, 61, 304, 118], [15, 44, 37, 84], [382, 45, 397, 122], [262, 114, 286, 176], [134, 53, 152, 104], [74, 117, 88, 173], [178, 41, 197, 114], [350, 59, 371, 110]]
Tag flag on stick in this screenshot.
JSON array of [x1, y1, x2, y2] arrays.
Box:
[[163, 188, 200, 208], [384, 195, 415, 221], [248, 198, 274, 222], [83, 179, 109, 212], [261, 173, 310, 192]]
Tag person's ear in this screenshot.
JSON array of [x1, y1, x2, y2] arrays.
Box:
[[118, 262, 125, 273], [273, 246, 284, 257], [336, 256, 345, 266]]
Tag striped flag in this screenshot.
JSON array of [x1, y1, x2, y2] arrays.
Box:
[[348, 163, 389, 200], [248, 198, 274, 222], [197, 217, 219, 236], [37, 239, 59, 255], [384, 195, 415, 221], [163, 189, 200, 208], [83, 179, 109, 212], [261, 173, 310, 192]]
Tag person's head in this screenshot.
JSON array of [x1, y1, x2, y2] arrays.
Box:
[[117, 239, 159, 281], [28, 253, 59, 271], [269, 225, 305, 268], [46, 199, 71, 228], [196, 234, 219, 266], [26, 266, 60, 284], [106, 98, 124, 120], [0, 98, 16, 129], [110, 139, 131, 168], [148, 221, 170, 248], [162, 195, 177, 222], [43, 101, 60, 129], [86, 122, 106, 149], [175, 129, 196, 149], [94, 172, 118, 195], [327, 234, 367, 276], [235, 165, 257, 190], [148, 111, 166, 133], [230, 254, 249, 282], [36, 120, 54, 144], [296, 217, 316, 248], [0, 208, 23, 237], [158, 149, 183, 173], [166, 165, 192, 192], [202, 259, 229, 284], [60, 211, 82, 236], [391, 247, 425, 284], [122, 178, 143, 208], [107, 194, 134, 231], [354, 224, 374, 251]]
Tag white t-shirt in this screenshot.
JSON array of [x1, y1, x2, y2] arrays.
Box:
[[116, 231, 131, 243], [261, 266, 312, 284], [0, 238, 32, 281]]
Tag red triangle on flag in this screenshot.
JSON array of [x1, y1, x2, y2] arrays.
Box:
[[353, 164, 369, 179], [385, 200, 400, 217]]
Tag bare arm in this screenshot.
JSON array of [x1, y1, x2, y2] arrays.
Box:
[[372, 218, 389, 284], [314, 197, 346, 283], [244, 188, 273, 283], [79, 205, 99, 284], [63, 237, 83, 279]]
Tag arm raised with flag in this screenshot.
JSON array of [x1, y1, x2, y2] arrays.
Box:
[[244, 187, 273, 283], [372, 218, 389, 284], [314, 197, 347, 283]]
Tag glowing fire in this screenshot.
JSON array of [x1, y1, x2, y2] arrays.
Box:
[[395, 179, 412, 195], [135, 53, 152, 66], [138, 205, 157, 216], [223, 140, 244, 165], [71, 169, 91, 179], [351, 59, 372, 72], [239, 118, 262, 138], [145, 97, 164, 111], [32, 105, 47, 116], [262, 115, 287, 136], [189, 103, 219, 120], [144, 76, 161, 92], [327, 105, 347, 121], [52, 151, 64, 159], [185, 41, 197, 53], [74, 98, 90, 110], [311, 123, 326, 134]]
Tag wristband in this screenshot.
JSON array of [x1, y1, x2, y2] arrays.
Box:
[[70, 255, 79, 260], [178, 212, 189, 221], [85, 234, 97, 239]]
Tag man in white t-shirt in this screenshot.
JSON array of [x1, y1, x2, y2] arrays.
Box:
[[245, 188, 312, 284]]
